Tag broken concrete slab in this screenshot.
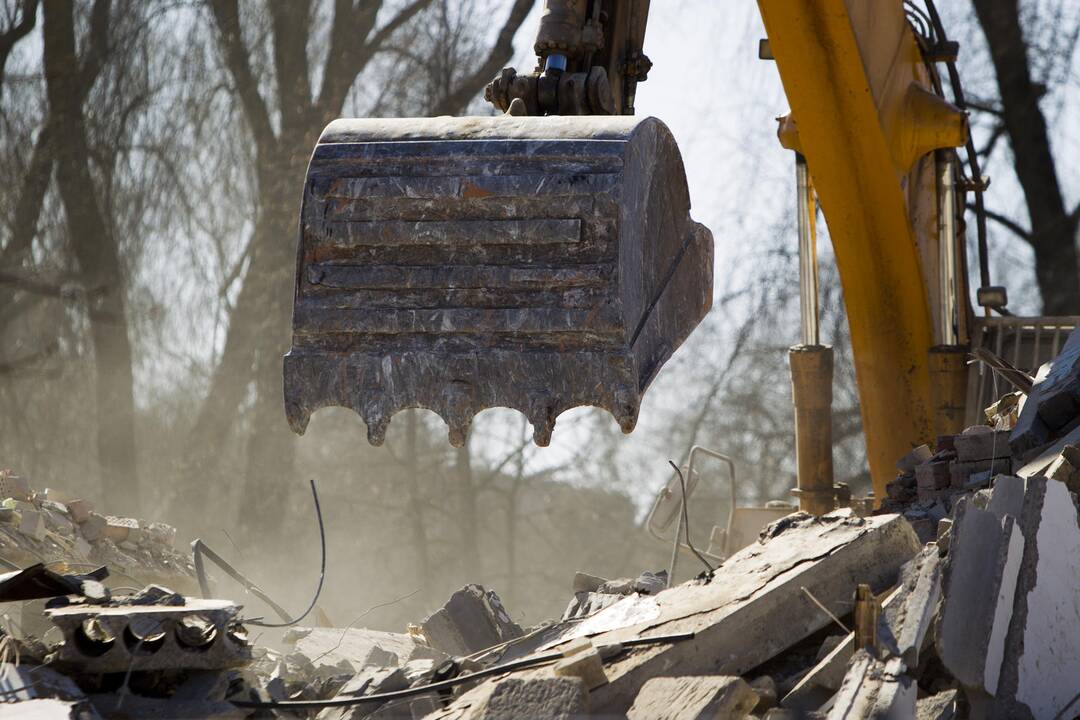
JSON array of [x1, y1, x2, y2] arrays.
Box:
[[826, 652, 915, 720], [878, 543, 943, 668], [991, 477, 1080, 720], [422, 585, 522, 656], [626, 676, 757, 720], [46, 598, 251, 674], [1010, 362, 1054, 459], [440, 510, 920, 718], [936, 496, 1023, 697]]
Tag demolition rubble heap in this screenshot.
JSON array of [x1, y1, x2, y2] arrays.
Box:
[[4, 333, 1080, 718]]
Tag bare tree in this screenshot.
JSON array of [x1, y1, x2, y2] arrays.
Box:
[[970, 0, 1080, 313]]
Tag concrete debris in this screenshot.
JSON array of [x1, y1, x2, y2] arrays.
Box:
[[936, 496, 1023, 696], [563, 570, 667, 621], [953, 427, 1011, 462], [480, 677, 588, 720], [896, 444, 933, 473], [916, 689, 958, 720], [626, 676, 758, 720], [553, 643, 608, 690], [826, 651, 915, 720], [8, 323, 1080, 719], [421, 584, 522, 656], [989, 476, 1080, 719], [0, 476, 193, 594], [284, 625, 446, 677], [432, 510, 919, 718]]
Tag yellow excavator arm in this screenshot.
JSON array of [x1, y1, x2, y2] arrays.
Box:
[[758, 0, 970, 498]]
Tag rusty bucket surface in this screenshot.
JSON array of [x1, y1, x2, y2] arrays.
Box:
[[284, 115, 712, 447]]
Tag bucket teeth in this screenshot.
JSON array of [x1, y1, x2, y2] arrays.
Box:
[[284, 115, 713, 447]]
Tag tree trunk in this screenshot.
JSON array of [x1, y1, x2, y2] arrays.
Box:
[[42, 0, 139, 512], [971, 0, 1080, 314], [455, 441, 480, 580], [403, 412, 432, 589]]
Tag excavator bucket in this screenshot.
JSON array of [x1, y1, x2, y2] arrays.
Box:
[[284, 115, 712, 447]]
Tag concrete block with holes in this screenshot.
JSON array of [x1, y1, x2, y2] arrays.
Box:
[[45, 599, 250, 673]]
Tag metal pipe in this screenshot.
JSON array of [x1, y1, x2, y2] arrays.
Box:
[[796, 154, 819, 346], [938, 152, 958, 345], [790, 344, 835, 515]]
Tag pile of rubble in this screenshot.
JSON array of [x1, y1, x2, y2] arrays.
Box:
[[3, 329, 1080, 718], [0, 470, 194, 591]]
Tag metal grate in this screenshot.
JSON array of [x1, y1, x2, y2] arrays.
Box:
[[966, 315, 1080, 424]]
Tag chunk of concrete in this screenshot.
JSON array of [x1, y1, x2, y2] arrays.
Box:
[[916, 690, 957, 720], [826, 652, 915, 720], [422, 585, 522, 656], [936, 497, 1024, 696], [954, 428, 1011, 461], [79, 512, 107, 543], [18, 509, 47, 542], [627, 676, 757, 720], [480, 677, 588, 720], [553, 645, 608, 690], [991, 477, 1080, 719], [896, 444, 933, 473]]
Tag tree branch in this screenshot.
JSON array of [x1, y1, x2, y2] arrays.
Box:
[[316, 0, 380, 119], [316, 0, 433, 122], [968, 203, 1031, 241], [0, 0, 40, 95], [206, 0, 277, 154], [430, 0, 532, 116], [268, 0, 313, 137], [78, 0, 111, 91]]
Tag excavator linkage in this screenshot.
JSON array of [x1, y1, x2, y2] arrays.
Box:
[[284, 115, 712, 447]]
